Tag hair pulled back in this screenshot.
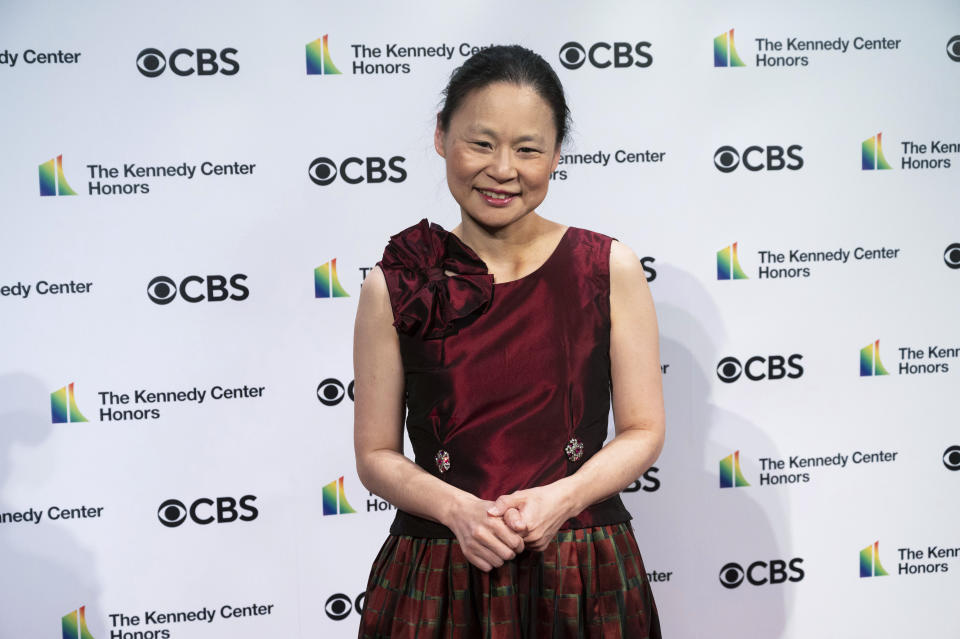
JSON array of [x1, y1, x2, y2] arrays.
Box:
[[438, 44, 571, 147]]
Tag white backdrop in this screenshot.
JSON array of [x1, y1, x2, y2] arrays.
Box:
[[2, 1, 959, 637]]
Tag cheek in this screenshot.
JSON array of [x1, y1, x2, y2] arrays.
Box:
[[447, 149, 481, 183], [522, 163, 554, 191]]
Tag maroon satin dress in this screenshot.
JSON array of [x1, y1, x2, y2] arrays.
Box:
[[359, 218, 660, 639]]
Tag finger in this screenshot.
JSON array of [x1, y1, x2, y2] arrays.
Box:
[[466, 535, 505, 570], [466, 552, 492, 572], [475, 543, 506, 569], [487, 494, 521, 516], [477, 527, 518, 563], [504, 507, 526, 533], [491, 516, 525, 553]]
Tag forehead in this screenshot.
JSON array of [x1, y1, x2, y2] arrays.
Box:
[[448, 82, 556, 136]]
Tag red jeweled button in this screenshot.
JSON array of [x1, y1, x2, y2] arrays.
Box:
[[435, 449, 451, 473], [565, 438, 584, 462]]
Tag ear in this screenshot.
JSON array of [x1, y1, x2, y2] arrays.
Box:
[[434, 114, 446, 158]]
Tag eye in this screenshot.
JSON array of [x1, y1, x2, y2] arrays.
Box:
[[136, 48, 166, 77], [558, 42, 586, 69], [324, 593, 352, 620], [147, 276, 177, 305], [944, 243, 960, 269], [716, 357, 742, 383], [719, 562, 744, 589], [471, 141, 492, 149], [714, 146, 740, 172], [316, 378, 346, 406], [518, 147, 541, 154], [944, 445, 960, 471], [308, 157, 338, 185], [157, 499, 187, 528]]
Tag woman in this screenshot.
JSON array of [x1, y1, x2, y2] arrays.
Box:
[[353, 45, 664, 638]]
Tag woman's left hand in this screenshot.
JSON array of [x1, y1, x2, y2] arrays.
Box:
[[487, 481, 576, 552]]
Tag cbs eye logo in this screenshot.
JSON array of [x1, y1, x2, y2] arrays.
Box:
[[719, 559, 804, 588], [947, 36, 960, 62], [317, 378, 354, 406], [157, 496, 258, 528], [944, 445, 960, 471], [136, 47, 239, 77], [308, 156, 407, 186], [713, 145, 804, 172], [147, 274, 249, 304], [944, 243, 960, 269], [558, 41, 653, 70], [716, 355, 804, 383], [325, 593, 365, 621]]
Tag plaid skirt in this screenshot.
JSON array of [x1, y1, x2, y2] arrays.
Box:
[[358, 523, 661, 639]]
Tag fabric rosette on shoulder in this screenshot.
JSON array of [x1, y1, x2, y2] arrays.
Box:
[[378, 218, 494, 339]]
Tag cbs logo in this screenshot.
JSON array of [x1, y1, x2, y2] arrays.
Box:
[[944, 445, 960, 471], [325, 593, 365, 621], [308, 156, 407, 186], [157, 496, 258, 527], [944, 243, 960, 269], [719, 558, 804, 589], [136, 47, 239, 77], [714, 145, 804, 172], [947, 36, 960, 62], [717, 355, 804, 383], [558, 41, 653, 70], [147, 274, 249, 304], [317, 378, 355, 406]]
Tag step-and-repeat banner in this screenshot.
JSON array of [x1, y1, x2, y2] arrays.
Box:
[[2, 1, 958, 637]]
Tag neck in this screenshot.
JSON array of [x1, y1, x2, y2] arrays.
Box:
[[451, 212, 550, 263]]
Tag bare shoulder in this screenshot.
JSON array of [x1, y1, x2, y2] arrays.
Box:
[[609, 238, 647, 279], [357, 265, 393, 319], [361, 264, 388, 297]]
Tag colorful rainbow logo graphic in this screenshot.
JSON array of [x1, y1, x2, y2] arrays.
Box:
[[322, 476, 356, 515], [306, 34, 342, 75], [860, 340, 889, 377], [719, 450, 750, 488], [39, 154, 78, 196], [51, 383, 89, 423], [714, 29, 746, 67], [717, 243, 749, 280], [315, 259, 350, 298], [859, 540, 889, 578], [62, 605, 96, 639], [862, 133, 892, 170]]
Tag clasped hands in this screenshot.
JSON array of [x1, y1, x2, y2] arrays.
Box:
[[446, 482, 575, 572]]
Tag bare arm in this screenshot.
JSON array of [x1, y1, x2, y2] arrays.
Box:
[[353, 265, 524, 570]]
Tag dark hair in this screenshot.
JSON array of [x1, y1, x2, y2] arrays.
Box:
[[438, 45, 571, 146]]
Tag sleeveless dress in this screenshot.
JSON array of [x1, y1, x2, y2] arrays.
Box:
[[358, 218, 661, 639]]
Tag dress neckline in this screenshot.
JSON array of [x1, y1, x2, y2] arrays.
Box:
[[448, 225, 572, 288]]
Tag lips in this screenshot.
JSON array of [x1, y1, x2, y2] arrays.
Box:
[[476, 188, 518, 206]]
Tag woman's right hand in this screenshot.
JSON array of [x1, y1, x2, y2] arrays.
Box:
[[445, 495, 526, 572]]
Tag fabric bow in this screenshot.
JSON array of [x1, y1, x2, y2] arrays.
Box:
[[378, 218, 494, 339]]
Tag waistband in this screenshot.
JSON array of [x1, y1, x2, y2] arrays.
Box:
[[388, 495, 632, 538]]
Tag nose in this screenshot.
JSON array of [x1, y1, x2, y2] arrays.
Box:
[[486, 148, 518, 182]]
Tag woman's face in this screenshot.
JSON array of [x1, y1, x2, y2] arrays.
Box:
[[435, 82, 561, 229]]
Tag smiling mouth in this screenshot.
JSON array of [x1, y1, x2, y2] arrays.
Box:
[[477, 188, 518, 201]]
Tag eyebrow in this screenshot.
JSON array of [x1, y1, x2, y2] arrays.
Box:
[[469, 126, 545, 144]]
